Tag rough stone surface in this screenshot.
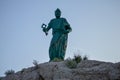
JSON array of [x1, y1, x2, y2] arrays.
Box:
[[1, 60, 120, 80]]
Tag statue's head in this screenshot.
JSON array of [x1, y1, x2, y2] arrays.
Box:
[[55, 8, 61, 18]]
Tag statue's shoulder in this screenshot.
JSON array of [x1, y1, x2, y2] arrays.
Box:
[[61, 17, 66, 20], [50, 18, 66, 22], [61, 18, 68, 22], [50, 18, 56, 21]]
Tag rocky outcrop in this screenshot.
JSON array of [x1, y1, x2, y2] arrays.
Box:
[[1, 60, 120, 80]]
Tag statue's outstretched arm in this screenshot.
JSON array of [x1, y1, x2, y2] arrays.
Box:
[[45, 20, 52, 32], [42, 21, 52, 36]]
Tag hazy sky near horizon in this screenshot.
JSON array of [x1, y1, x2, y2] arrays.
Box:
[[0, 0, 120, 76]]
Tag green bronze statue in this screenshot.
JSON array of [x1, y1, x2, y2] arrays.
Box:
[[42, 8, 72, 61]]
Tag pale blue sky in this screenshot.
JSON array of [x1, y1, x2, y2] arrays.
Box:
[[0, 0, 120, 76]]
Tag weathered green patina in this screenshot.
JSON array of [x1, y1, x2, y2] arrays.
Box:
[[42, 8, 72, 61]]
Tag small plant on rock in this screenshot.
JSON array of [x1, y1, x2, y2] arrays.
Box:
[[5, 69, 15, 76], [52, 58, 63, 62], [33, 60, 39, 69], [83, 55, 88, 60], [20, 68, 26, 74], [73, 54, 82, 63], [65, 58, 77, 69], [65, 53, 89, 69]]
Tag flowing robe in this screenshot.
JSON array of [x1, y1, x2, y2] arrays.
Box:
[[46, 18, 72, 61]]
